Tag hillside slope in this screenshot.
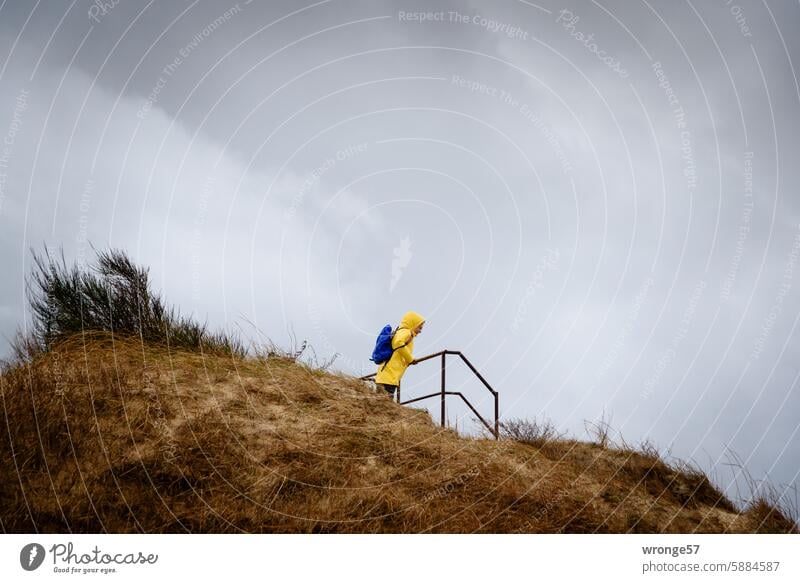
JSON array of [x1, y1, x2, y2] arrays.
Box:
[[1, 333, 796, 533]]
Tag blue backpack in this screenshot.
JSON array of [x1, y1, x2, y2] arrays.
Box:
[[370, 324, 409, 370]]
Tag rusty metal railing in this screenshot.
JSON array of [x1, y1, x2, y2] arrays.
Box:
[[359, 350, 499, 439]]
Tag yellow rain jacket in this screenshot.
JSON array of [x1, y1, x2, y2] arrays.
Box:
[[374, 310, 425, 386]]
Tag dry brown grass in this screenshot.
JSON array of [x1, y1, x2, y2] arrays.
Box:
[[0, 332, 795, 533]]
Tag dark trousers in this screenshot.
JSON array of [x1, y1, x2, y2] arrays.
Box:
[[376, 383, 398, 399]]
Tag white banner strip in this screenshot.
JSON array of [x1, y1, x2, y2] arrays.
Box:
[[1, 534, 798, 582]]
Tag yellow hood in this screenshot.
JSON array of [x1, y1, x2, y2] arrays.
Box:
[[400, 310, 425, 334]]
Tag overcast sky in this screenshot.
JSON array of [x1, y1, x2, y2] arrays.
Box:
[[1, 0, 798, 507]]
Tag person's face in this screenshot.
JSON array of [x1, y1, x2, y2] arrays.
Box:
[[414, 322, 424, 335]]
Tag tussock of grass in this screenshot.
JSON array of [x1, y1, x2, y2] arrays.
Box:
[[1, 334, 796, 533], [743, 496, 798, 533], [12, 247, 245, 361], [499, 417, 566, 447]]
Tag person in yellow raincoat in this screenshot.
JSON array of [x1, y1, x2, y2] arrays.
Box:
[[374, 310, 425, 399]]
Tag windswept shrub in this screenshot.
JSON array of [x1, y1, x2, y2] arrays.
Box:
[[500, 416, 565, 447], [584, 410, 615, 449], [745, 496, 798, 533], [252, 325, 339, 372], [740, 474, 799, 533], [14, 246, 244, 359]]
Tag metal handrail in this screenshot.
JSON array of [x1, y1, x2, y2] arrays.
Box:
[[359, 350, 500, 439]]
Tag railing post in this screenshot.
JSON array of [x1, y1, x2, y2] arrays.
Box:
[[440, 352, 446, 428], [494, 392, 499, 440]]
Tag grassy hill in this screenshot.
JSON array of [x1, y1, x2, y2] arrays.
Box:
[[1, 332, 796, 533], [1, 247, 795, 533]]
